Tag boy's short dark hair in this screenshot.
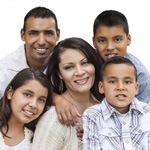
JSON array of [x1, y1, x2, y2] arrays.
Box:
[[100, 56, 137, 81], [93, 10, 129, 36]]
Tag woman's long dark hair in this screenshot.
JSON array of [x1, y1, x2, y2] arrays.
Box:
[[47, 37, 104, 101]]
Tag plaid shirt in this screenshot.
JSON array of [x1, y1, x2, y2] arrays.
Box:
[[82, 98, 150, 150]]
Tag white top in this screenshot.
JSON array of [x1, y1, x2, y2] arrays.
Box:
[[31, 106, 81, 150], [5, 139, 25, 150], [0, 44, 28, 98], [0, 127, 33, 150]]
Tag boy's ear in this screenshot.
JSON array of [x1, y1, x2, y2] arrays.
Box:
[[7, 86, 14, 100], [127, 34, 131, 46], [98, 81, 104, 94]]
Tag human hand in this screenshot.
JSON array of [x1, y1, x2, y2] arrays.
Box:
[[76, 123, 83, 140], [54, 94, 81, 126]]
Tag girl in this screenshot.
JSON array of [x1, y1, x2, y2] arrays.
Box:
[[0, 68, 53, 150]]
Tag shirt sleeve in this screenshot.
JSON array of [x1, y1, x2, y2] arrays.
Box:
[[82, 111, 101, 150]]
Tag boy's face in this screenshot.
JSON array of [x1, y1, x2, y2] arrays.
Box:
[[93, 26, 131, 62], [98, 63, 139, 114]]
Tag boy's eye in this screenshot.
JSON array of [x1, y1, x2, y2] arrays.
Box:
[[114, 36, 122, 42], [125, 81, 132, 84], [98, 38, 105, 43], [38, 98, 46, 103]]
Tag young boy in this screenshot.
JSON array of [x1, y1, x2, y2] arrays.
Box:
[[82, 56, 150, 150], [92, 10, 150, 103]]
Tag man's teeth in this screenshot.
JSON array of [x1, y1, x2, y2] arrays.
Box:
[[37, 49, 46, 53]]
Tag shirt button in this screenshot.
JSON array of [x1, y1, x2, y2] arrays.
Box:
[[126, 140, 129, 144], [123, 121, 126, 125], [139, 129, 142, 133], [108, 132, 111, 136]]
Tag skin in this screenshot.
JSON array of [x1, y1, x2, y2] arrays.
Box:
[[7, 80, 48, 126], [98, 63, 139, 114], [21, 17, 60, 71], [58, 49, 96, 124], [93, 26, 131, 61], [58, 49, 95, 94]]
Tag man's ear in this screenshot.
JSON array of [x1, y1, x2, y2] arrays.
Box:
[[98, 81, 104, 94], [7, 86, 14, 100], [20, 29, 25, 41]]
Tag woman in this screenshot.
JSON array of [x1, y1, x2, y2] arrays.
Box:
[[31, 37, 104, 150]]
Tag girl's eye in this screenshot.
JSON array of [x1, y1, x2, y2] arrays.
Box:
[[82, 60, 89, 65], [23, 92, 31, 97], [108, 80, 115, 83]]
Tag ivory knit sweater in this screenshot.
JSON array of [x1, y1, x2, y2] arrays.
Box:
[[31, 106, 81, 150]]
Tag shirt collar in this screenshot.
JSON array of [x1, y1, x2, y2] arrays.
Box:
[[101, 98, 144, 121]]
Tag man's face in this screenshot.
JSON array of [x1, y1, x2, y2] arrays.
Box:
[[21, 17, 60, 65]]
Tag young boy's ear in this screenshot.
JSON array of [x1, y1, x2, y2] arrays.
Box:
[[7, 86, 14, 100], [98, 81, 104, 94]]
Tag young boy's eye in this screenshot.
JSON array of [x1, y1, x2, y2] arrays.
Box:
[[125, 80, 132, 84]]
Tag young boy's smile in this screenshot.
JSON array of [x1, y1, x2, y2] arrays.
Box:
[[93, 26, 131, 61]]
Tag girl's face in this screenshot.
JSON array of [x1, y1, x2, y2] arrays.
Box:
[[7, 80, 48, 125], [58, 49, 95, 93]]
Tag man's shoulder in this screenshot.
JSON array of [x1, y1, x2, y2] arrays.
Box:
[[0, 44, 26, 69]]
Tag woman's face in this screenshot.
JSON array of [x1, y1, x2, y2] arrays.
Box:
[[58, 49, 95, 93]]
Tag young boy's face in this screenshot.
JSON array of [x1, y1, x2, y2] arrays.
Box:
[[98, 63, 139, 114], [93, 26, 131, 62]]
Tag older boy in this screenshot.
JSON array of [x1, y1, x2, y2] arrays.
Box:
[[93, 10, 150, 103]]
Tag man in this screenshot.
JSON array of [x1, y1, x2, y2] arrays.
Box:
[[0, 6, 60, 97], [0, 6, 80, 127]]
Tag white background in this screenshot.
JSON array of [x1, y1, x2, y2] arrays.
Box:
[[0, 0, 149, 72]]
